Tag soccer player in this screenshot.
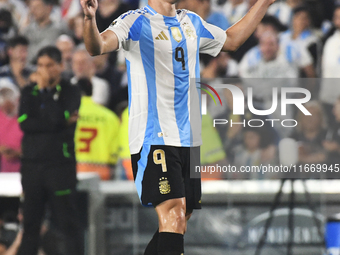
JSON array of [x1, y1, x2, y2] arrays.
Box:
[[81, 0, 276, 254]]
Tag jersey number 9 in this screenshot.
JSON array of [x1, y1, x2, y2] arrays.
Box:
[[153, 149, 167, 173], [175, 47, 186, 71]]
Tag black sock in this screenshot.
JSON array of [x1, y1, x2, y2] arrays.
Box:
[[157, 232, 184, 255], [144, 229, 159, 255]]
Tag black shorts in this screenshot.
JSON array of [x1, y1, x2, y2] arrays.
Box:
[[131, 145, 201, 210]]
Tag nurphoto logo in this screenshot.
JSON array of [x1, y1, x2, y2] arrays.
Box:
[[199, 83, 312, 128]]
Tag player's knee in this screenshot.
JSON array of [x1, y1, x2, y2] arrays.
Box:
[[158, 200, 186, 234], [169, 206, 186, 233]]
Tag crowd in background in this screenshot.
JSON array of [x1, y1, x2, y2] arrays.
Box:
[[193, 0, 340, 178], [0, 0, 340, 182]]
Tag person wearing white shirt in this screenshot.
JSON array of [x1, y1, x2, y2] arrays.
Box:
[[239, 31, 314, 82], [322, 32, 340, 80], [280, 6, 320, 67], [267, 0, 304, 26], [319, 6, 340, 125], [239, 31, 314, 137]]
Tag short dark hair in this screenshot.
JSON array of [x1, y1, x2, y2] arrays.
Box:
[[261, 15, 287, 32], [0, 9, 12, 24], [292, 6, 310, 16], [7, 36, 29, 48], [36, 46, 62, 64], [77, 78, 93, 96]]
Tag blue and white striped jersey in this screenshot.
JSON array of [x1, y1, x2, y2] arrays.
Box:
[[105, 5, 226, 154]]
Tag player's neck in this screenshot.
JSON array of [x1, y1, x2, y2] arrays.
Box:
[[148, 0, 176, 17]]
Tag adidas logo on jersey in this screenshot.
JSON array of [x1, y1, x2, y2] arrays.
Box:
[[155, 31, 169, 41]]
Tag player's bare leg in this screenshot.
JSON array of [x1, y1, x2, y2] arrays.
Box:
[[156, 198, 186, 233], [143, 197, 187, 255], [144, 198, 192, 255], [155, 198, 186, 255]]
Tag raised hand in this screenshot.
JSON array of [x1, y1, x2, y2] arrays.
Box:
[[80, 0, 98, 19]]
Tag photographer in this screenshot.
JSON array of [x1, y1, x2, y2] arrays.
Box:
[[17, 46, 83, 255]]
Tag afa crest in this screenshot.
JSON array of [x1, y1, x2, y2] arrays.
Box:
[[159, 177, 171, 195], [183, 24, 196, 40], [171, 27, 182, 42]]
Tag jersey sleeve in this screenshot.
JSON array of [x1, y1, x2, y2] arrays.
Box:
[[104, 11, 143, 51], [198, 17, 227, 57]]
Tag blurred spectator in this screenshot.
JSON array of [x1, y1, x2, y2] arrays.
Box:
[[0, 0, 27, 28], [239, 31, 315, 81], [0, 36, 34, 89], [93, 53, 124, 96], [201, 51, 238, 79], [56, 34, 75, 80], [234, 127, 270, 179], [229, 14, 285, 63], [220, 0, 248, 25], [319, 5, 340, 125], [92, 53, 128, 114], [291, 101, 327, 165], [239, 32, 315, 122], [71, 49, 110, 106], [184, 0, 230, 30], [280, 6, 320, 66], [0, 87, 22, 173], [267, 0, 304, 26], [75, 78, 120, 180], [68, 13, 84, 45], [254, 15, 286, 40], [21, 0, 65, 64], [324, 97, 340, 169], [0, 9, 17, 41], [0, 9, 17, 66]]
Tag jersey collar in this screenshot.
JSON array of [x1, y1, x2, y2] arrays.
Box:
[[145, 5, 157, 16], [145, 4, 178, 19]]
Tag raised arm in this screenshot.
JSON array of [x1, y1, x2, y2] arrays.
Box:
[[223, 0, 275, 52], [81, 0, 119, 56]]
